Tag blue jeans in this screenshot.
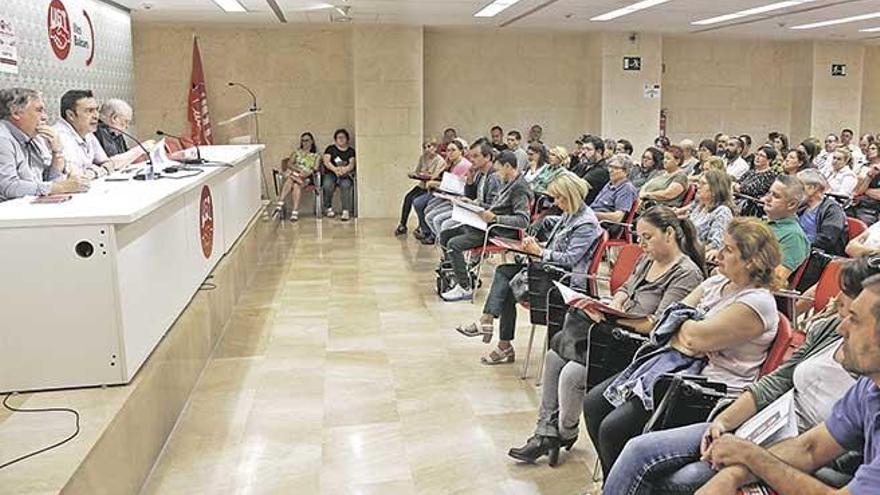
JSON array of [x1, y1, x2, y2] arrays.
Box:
[[603, 422, 716, 495], [413, 193, 436, 235]]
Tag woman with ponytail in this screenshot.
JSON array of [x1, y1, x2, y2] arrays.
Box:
[[507, 206, 705, 467], [583, 217, 783, 479]]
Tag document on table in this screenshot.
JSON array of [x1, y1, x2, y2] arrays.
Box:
[[452, 203, 487, 231], [735, 390, 797, 446], [439, 173, 465, 195], [552, 281, 647, 318]]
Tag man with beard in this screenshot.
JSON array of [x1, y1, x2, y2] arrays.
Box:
[[570, 134, 608, 205], [724, 136, 749, 181]]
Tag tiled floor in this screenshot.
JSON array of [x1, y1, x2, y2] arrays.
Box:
[[141, 218, 602, 495]]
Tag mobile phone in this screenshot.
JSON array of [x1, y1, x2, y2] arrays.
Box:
[[32, 194, 72, 204]]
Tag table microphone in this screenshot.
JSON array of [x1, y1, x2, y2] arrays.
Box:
[[156, 129, 206, 165], [99, 119, 158, 180]]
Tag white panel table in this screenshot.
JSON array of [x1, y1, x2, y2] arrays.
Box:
[[0, 145, 264, 392]]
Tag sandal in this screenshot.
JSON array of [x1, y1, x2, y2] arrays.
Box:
[[455, 321, 494, 343], [481, 345, 515, 365]]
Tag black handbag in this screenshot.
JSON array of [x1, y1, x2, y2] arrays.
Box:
[[585, 325, 646, 390]]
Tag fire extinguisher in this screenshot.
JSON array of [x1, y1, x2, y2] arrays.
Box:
[[659, 108, 668, 137]]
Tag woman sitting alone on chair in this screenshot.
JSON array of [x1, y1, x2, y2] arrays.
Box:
[[507, 205, 705, 466], [454, 172, 602, 364], [583, 217, 782, 479], [275, 132, 320, 221], [603, 256, 878, 495]]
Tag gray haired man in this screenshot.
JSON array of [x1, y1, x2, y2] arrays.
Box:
[[0, 88, 88, 202]]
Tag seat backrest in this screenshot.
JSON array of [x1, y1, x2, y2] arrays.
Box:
[[610, 244, 643, 293], [788, 257, 811, 290], [681, 183, 697, 206], [846, 217, 868, 242], [625, 197, 641, 225], [759, 312, 794, 377], [587, 231, 610, 297], [813, 258, 844, 313]]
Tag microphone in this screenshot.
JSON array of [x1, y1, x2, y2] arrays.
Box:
[[228, 81, 258, 112], [99, 119, 157, 180], [156, 129, 204, 165]]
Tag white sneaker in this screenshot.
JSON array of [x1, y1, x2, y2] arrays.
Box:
[[325, 208, 336, 218], [340, 210, 350, 221], [289, 210, 299, 221], [441, 285, 473, 302]]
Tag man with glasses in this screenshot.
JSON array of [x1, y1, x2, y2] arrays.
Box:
[[95, 98, 155, 159], [816, 134, 840, 174], [0, 87, 88, 202]]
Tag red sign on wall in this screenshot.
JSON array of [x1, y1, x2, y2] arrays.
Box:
[[47, 0, 95, 66], [199, 185, 214, 259], [47, 0, 71, 61]]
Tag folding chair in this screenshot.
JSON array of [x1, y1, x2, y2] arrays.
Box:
[[272, 158, 322, 219], [681, 183, 698, 207], [846, 216, 867, 241]]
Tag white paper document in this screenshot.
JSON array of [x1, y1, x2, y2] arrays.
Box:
[[452, 203, 487, 231], [439, 173, 465, 195], [735, 390, 798, 447]]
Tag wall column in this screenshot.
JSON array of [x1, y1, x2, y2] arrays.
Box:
[[810, 41, 865, 138], [352, 26, 424, 219], [600, 32, 662, 154]]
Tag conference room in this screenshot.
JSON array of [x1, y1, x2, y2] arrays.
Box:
[[3, 0, 880, 494]]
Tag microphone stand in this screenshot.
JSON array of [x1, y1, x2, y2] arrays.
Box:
[[99, 120, 158, 180], [228, 82, 270, 207]]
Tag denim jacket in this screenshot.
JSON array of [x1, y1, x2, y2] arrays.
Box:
[[540, 205, 603, 289]]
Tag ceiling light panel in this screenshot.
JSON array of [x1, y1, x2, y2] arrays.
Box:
[[860, 26, 880, 32], [211, 0, 247, 13], [791, 11, 880, 30], [692, 1, 815, 26], [590, 0, 672, 22], [474, 0, 523, 18]]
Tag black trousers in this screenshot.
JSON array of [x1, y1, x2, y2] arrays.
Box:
[[399, 186, 428, 226], [583, 373, 652, 479]]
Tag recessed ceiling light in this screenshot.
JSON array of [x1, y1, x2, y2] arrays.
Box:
[[791, 11, 880, 30], [859, 26, 880, 32], [692, 1, 815, 26], [211, 0, 247, 13], [590, 0, 672, 22], [474, 0, 522, 18]]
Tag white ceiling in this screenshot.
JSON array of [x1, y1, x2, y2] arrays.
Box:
[[120, 0, 880, 41]]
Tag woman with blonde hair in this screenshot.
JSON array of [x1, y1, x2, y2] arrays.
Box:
[[583, 217, 782, 478], [531, 145, 569, 194], [454, 172, 603, 365]]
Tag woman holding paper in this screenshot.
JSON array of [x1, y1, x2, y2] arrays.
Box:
[[274, 132, 320, 221], [454, 172, 601, 364], [394, 138, 446, 236], [507, 206, 705, 466], [603, 257, 878, 494]]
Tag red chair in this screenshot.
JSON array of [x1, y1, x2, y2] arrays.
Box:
[[602, 197, 641, 250], [681, 183, 698, 207], [787, 257, 811, 290], [759, 312, 794, 377], [846, 217, 868, 241], [609, 244, 644, 295], [273, 158, 322, 219]]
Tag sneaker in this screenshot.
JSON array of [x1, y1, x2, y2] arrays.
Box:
[[340, 210, 350, 221], [440, 284, 473, 302], [289, 210, 299, 221], [394, 224, 407, 236], [325, 208, 336, 218]]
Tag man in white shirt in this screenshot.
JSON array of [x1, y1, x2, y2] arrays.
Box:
[[855, 134, 876, 177], [679, 139, 699, 175], [723, 136, 749, 180], [841, 128, 865, 165], [54, 90, 149, 179], [815, 133, 838, 174]]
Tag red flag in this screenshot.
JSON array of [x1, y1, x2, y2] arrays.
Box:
[[188, 37, 212, 145]]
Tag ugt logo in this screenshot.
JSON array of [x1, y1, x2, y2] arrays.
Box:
[[47, 0, 71, 60]]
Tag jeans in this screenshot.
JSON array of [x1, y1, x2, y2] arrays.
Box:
[[535, 350, 587, 441], [483, 264, 523, 341], [426, 202, 453, 236], [414, 193, 436, 235], [322, 173, 354, 212], [399, 186, 427, 226], [583, 373, 652, 479], [603, 422, 714, 495], [439, 225, 486, 289]]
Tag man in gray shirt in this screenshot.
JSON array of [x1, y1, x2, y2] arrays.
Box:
[[0, 88, 87, 202], [505, 130, 529, 171]]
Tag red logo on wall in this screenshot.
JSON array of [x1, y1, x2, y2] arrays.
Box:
[[47, 0, 71, 61], [199, 186, 214, 259]]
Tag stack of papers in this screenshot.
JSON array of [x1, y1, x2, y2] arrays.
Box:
[[439, 173, 465, 195]]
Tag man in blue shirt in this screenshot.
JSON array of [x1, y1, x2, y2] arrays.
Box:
[[697, 273, 880, 495], [590, 153, 638, 224]]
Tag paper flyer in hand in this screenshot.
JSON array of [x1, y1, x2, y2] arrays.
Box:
[[552, 281, 646, 319], [452, 203, 487, 231], [489, 238, 535, 256], [439, 173, 465, 195], [735, 390, 797, 447]]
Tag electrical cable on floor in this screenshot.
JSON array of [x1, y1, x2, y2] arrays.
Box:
[[0, 393, 81, 470]]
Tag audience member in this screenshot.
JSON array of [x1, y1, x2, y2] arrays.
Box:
[[95, 98, 155, 160], [276, 131, 321, 222], [508, 205, 704, 466], [735, 145, 778, 201], [798, 138, 820, 165], [456, 172, 600, 364], [723, 136, 749, 180], [847, 216, 880, 257], [615, 139, 633, 156], [395, 137, 446, 234], [852, 142, 880, 224], [524, 142, 549, 183], [826, 147, 858, 197], [854, 134, 876, 175], [583, 217, 781, 478], [437, 127, 457, 157], [505, 130, 528, 170], [816, 133, 839, 171], [631, 147, 663, 189], [591, 153, 638, 223], [0, 87, 86, 201], [528, 124, 543, 145], [715, 133, 729, 156], [531, 145, 568, 195], [676, 169, 734, 260], [680, 139, 699, 175], [603, 138, 617, 161], [415, 139, 472, 244], [798, 168, 847, 257], [783, 148, 811, 176], [764, 175, 811, 279], [841, 127, 864, 165], [693, 139, 717, 176], [639, 144, 688, 209], [571, 135, 609, 205], [490, 125, 507, 152], [696, 271, 880, 495], [322, 128, 356, 221], [607, 256, 878, 495], [769, 131, 790, 156], [438, 150, 531, 302], [740, 134, 754, 168], [654, 135, 670, 151]]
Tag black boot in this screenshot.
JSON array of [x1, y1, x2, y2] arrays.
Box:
[[508, 435, 561, 465]]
